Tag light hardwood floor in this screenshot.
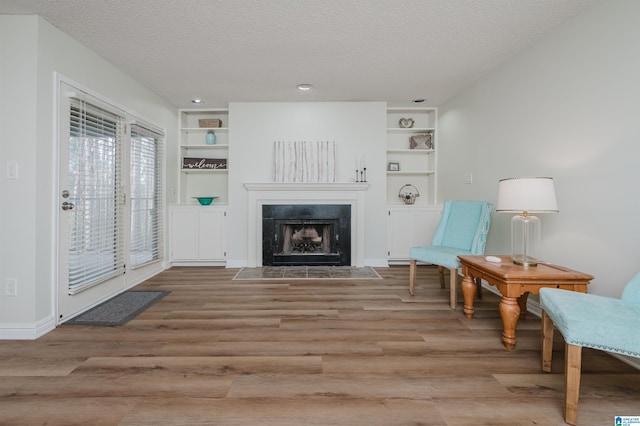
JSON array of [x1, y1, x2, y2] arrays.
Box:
[[1, 266, 638, 425]]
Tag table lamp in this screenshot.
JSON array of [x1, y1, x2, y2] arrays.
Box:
[[496, 177, 558, 266]]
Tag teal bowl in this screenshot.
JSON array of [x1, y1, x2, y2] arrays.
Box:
[[193, 197, 217, 206]]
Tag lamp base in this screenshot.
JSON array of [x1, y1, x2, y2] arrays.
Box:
[[512, 255, 538, 267], [510, 214, 541, 268]]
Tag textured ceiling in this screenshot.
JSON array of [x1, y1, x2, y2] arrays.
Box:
[[0, 0, 596, 108]]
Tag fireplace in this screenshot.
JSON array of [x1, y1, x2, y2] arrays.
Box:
[[244, 182, 368, 267], [262, 204, 351, 266]]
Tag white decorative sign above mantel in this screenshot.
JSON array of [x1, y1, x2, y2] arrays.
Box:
[[273, 140, 336, 183]]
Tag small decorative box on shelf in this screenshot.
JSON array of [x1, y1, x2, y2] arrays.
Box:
[[198, 119, 222, 128]]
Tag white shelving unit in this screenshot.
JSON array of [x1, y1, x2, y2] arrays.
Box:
[[386, 107, 440, 262], [178, 108, 229, 205], [386, 107, 437, 205], [171, 108, 229, 265]]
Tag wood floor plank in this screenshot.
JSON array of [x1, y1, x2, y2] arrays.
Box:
[[0, 374, 232, 398], [227, 373, 512, 399], [75, 355, 324, 375], [119, 397, 446, 426], [0, 398, 138, 426]]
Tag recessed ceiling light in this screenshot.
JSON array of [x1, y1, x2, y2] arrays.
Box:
[[297, 84, 313, 91], [413, 99, 426, 103], [191, 98, 204, 104]]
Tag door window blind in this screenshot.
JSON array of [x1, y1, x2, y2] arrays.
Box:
[[67, 99, 125, 294], [129, 124, 164, 268]]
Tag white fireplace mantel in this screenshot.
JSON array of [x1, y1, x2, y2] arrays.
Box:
[[244, 182, 370, 267]]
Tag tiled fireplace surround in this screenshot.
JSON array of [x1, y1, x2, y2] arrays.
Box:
[[244, 183, 369, 267]]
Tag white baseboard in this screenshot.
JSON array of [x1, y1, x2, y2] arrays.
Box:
[[225, 260, 247, 268], [365, 258, 389, 268], [169, 260, 228, 267], [0, 315, 56, 340]]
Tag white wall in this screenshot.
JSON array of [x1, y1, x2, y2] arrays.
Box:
[[0, 16, 177, 338], [0, 17, 39, 328], [227, 102, 388, 267], [438, 0, 640, 297]]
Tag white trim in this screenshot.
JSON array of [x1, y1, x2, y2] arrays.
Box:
[[53, 73, 168, 324], [170, 261, 227, 267], [366, 258, 390, 268], [226, 260, 248, 269], [0, 316, 56, 340]]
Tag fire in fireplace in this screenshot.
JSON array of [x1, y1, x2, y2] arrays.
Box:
[[262, 204, 351, 266]]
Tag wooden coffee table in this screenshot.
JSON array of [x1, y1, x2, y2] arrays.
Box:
[[458, 255, 593, 350]]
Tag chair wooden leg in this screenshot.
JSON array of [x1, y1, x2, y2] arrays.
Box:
[[438, 266, 445, 289], [541, 310, 554, 373], [409, 259, 417, 296], [449, 268, 458, 309], [564, 343, 582, 426], [475, 277, 483, 299]]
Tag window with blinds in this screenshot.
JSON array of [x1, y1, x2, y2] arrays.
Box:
[[129, 124, 164, 268], [67, 100, 125, 294]]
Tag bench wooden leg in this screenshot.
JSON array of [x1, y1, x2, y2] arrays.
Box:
[[541, 310, 554, 373], [409, 259, 417, 296], [438, 266, 445, 288], [449, 268, 458, 309], [564, 343, 582, 426]]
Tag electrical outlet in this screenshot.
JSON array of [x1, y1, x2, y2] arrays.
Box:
[[5, 278, 17, 297], [6, 162, 18, 180]]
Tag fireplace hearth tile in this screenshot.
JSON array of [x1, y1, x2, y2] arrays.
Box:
[[233, 266, 381, 280], [307, 266, 332, 278], [283, 266, 310, 279], [262, 266, 286, 278]]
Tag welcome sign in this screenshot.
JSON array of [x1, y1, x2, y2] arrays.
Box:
[[182, 157, 227, 170]]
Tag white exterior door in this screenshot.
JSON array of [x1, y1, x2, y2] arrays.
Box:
[[57, 85, 126, 321]]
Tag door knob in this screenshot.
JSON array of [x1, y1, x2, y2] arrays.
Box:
[[61, 201, 74, 211]]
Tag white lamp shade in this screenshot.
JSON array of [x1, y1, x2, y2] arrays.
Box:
[[496, 177, 558, 213]]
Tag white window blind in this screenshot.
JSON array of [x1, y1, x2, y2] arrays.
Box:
[[129, 123, 164, 268], [67, 99, 125, 294]]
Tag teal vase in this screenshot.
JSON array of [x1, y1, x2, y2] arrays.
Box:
[[206, 131, 216, 145]]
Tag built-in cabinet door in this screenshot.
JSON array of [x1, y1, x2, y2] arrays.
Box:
[[170, 208, 199, 260], [387, 206, 441, 262], [387, 209, 416, 261], [198, 209, 226, 260], [415, 208, 441, 247], [170, 206, 226, 261]]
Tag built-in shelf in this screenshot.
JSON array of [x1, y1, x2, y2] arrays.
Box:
[[386, 127, 436, 133], [386, 149, 434, 154], [387, 171, 435, 175], [180, 144, 229, 149], [181, 169, 228, 174], [386, 107, 437, 205], [178, 108, 229, 205]]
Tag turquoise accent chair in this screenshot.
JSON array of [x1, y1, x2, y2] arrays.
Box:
[[540, 275, 640, 425], [409, 200, 494, 309]]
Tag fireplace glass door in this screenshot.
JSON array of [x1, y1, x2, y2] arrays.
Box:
[[263, 205, 350, 266]]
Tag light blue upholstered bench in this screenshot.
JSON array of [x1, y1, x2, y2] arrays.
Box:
[[539, 274, 640, 425]]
